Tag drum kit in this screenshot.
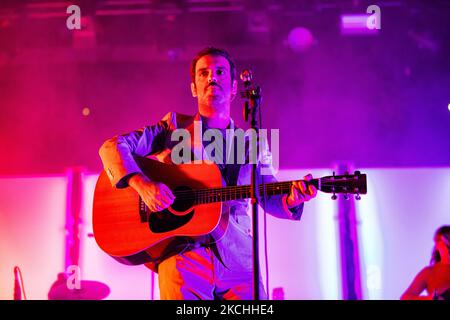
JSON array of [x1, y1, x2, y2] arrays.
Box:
[[46, 168, 110, 300], [10, 169, 113, 300], [13, 265, 110, 300], [47, 272, 110, 300]]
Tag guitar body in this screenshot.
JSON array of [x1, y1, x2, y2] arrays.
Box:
[[93, 157, 226, 268], [93, 156, 367, 271]]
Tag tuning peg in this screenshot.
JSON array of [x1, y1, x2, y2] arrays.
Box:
[[354, 170, 361, 175], [331, 193, 337, 200], [355, 194, 361, 200], [344, 194, 349, 200]]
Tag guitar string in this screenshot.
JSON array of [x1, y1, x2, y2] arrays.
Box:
[[170, 178, 358, 193], [171, 182, 358, 196], [171, 182, 357, 197], [171, 183, 360, 202], [172, 183, 292, 197]]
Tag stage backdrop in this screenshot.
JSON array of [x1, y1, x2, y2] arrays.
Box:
[[0, 168, 449, 300]]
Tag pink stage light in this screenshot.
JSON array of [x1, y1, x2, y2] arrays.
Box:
[[82, 107, 90, 117], [287, 27, 314, 53]]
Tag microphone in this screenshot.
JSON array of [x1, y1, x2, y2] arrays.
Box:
[[240, 69, 253, 86], [14, 266, 22, 300]]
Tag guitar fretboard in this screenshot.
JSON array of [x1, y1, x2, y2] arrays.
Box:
[[173, 180, 319, 204]]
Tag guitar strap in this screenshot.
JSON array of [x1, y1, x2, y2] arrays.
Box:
[[223, 135, 253, 187], [200, 117, 242, 187]]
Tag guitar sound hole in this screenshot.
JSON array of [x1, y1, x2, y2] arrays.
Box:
[[148, 186, 195, 233], [171, 186, 195, 212]]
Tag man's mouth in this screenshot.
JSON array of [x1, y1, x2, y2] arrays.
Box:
[[206, 84, 221, 92]]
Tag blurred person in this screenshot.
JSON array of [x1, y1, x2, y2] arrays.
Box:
[[401, 225, 450, 300]]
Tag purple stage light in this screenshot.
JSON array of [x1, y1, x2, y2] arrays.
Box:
[[340, 14, 380, 36], [287, 27, 314, 53]]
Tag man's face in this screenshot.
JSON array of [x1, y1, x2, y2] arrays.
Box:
[[191, 54, 237, 109]]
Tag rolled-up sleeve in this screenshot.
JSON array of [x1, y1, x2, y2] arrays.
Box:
[[99, 112, 172, 188], [258, 173, 304, 221]]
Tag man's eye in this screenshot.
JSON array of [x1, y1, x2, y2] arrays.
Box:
[[217, 70, 225, 75]]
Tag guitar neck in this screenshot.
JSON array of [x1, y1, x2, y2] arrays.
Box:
[[174, 180, 318, 205]]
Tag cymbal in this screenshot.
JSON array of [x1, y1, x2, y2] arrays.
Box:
[[48, 273, 110, 300]]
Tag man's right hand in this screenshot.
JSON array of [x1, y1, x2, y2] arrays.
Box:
[[128, 173, 175, 212]]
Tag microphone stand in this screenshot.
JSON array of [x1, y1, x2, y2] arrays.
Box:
[[240, 70, 262, 300], [14, 267, 22, 300]]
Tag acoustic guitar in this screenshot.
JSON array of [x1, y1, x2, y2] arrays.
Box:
[[93, 157, 367, 267]]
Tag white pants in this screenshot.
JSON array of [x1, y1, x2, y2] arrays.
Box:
[[158, 213, 267, 300]]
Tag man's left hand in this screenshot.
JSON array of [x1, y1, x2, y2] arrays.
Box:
[[286, 174, 318, 208]]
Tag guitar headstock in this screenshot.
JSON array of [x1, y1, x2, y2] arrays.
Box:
[[318, 171, 367, 200]]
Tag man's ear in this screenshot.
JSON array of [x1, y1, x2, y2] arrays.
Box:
[[191, 82, 198, 98], [229, 80, 238, 101], [231, 80, 237, 95]]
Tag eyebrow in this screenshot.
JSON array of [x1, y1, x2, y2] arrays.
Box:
[[197, 66, 228, 73]]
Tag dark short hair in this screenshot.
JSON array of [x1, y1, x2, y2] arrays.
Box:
[[430, 225, 450, 265], [190, 47, 236, 84]]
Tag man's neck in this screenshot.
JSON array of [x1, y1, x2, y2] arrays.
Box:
[[199, 109, 230, 129]]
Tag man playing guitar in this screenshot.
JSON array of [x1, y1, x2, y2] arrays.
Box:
[[98, 47, 318, 299]]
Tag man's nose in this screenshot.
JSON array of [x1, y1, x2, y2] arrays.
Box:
[[208, 76, 218, 84]]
